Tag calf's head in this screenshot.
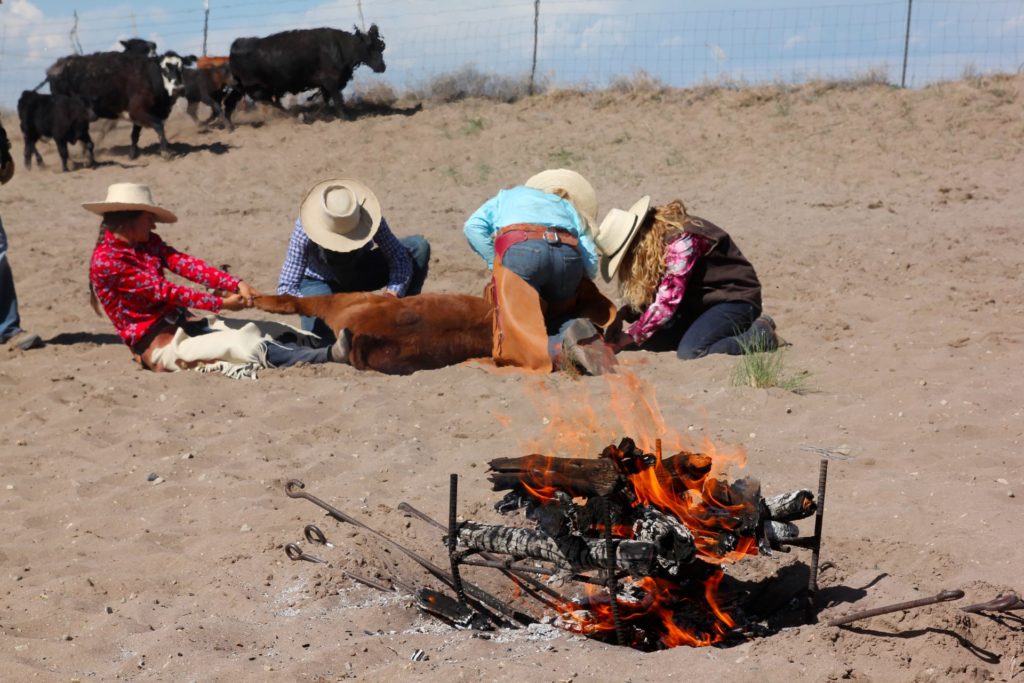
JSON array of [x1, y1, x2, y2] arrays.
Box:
[[0, 121, 13, 184], [157, 51, 194, 98], [359, 24, 387, 74]]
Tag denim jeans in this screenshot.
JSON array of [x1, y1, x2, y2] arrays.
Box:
[[299, 235, 430, 345], [500, 239, 583, 307], [263, 341, 331, 367], [0, 216, 25, 342], [643, 301, 770, 359]]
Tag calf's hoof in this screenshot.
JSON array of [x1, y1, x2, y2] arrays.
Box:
[[329, 328, 352, 364]]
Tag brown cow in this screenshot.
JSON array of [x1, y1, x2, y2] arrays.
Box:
[[255, 292, 493, 375]]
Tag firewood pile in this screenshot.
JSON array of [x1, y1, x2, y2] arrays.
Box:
[[283, 437, 824, 651]]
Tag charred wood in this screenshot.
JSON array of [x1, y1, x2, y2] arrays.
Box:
[[454, 522, 657, 576], [764, 490, 816, 521]]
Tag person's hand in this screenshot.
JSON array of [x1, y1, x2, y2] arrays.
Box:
[[236, 280, 260, 306], [609, 330, 637, 353], [220, 293, 247, 311]]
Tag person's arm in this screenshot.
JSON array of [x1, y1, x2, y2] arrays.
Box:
[[276, 219, 311, 296], [94, 246, 228, 313], [570, 206, 600, 280], [463, 195, 499, 269], [374, 219, 413, 297], [154, 234, 241, 295], [625, 233, 709, 346]]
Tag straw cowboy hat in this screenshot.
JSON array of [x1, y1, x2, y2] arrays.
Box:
[[299, 178, 382, 253], [525, 168, 598, 230], [595, 195, 652, 282], [82, 182, 178, 223]]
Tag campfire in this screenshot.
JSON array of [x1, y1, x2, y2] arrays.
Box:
[[285, 436, 824, 651], [452, 436, 819, 649]]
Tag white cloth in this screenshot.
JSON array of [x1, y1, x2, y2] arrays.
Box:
[[149, 316, 317, 379]]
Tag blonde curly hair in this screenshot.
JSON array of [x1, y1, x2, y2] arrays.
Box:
[[618, 200, 689, 311]]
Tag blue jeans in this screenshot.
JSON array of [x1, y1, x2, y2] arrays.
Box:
[[299, 236, 430, 344], [0, 217, 25, 342], [263, 341, 331, 367], [643, 301, 769, 359], [500, 240, 583, 307]]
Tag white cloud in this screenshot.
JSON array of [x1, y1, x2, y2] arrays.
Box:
[[784, 34, 805, 50]]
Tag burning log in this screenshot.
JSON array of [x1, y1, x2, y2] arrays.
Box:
[[453, 521, 657, 575]]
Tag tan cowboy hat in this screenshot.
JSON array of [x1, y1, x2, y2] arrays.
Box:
[[82, 182, 178, 223], [299, 178, 382, 253], [525, 168, 598, 230], [596, 195, 652, 282]]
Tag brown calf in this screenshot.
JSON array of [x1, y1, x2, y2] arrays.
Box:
[[255, 292, 493, 375]]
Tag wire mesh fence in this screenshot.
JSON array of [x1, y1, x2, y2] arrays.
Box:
[[0, 0, 1021, 109]]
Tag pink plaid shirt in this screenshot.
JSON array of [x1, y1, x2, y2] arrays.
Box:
[[90, 230, 239, 347], [626, 233, 710, 345]]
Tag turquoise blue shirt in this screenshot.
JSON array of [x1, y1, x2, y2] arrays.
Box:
[[464, 186, 599, 278]]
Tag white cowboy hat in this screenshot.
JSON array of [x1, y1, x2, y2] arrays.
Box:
[[596, 195, 652, 282], [525, 168, 598, 231], [82, 182, 178, 223], [299, 178, 382, 253]]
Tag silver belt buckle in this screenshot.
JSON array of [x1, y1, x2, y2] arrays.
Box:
[[542, 229, 560, 244]]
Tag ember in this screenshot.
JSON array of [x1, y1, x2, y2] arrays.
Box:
[[452, 437, 818, 650]]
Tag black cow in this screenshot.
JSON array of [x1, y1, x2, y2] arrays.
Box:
[[17, 91, 97, 172], [183, 62, 235, 130], [0, 118, 13, 185], [120, 38, 157, 57], [227, 25, 385, 121], [47, 50, 192, 160]]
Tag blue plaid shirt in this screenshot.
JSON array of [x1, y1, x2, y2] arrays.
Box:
[[276, 217, 413, 297]]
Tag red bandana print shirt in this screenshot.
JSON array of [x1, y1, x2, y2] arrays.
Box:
[[90, 230, 239, 347]]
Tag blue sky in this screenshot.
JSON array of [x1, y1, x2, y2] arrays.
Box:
[[1, 0, 1022, 108]]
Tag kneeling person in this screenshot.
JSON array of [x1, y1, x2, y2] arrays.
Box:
[[276, 178, 430, 344]]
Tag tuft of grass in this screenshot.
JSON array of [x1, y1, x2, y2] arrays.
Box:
[[608, 69, 667, 96], [462, 117, 485, 136], [350, 81, 398, 108], [731, 335, 811, 394], [548, 147, 584, 166]]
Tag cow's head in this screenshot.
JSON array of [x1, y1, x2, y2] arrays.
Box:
[[359, 24, 386, 74], [0, 121, 13, 185], [121, 38, 157, 57], [157, 51, 192, 98]]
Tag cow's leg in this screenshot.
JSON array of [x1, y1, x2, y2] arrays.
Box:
[[202, 92, 233, 131], [222, 88, 243, 125], [151, 119, 173, 159], [186, 100, 200, 124], [322, 85, 351, 121], [82, 133, 96, 168], [56, 139, 71, 172], [22, 137, 35, 169], [129, 124, 143, 160]]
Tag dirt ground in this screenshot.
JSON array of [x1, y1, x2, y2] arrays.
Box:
[[1, 74, 1022, 682]]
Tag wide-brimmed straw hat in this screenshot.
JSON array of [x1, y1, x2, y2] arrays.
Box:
[[525, 168, 598, 231], [82, 182, 178, 223], [299, 178, 382, 253], [595, 195, 652, 282]]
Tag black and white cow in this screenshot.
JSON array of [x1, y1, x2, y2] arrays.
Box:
[[227, 25, 386, 121], [47, 50, 193, 159], [0, 118, 14, 185], [17, 90, 97, 172]]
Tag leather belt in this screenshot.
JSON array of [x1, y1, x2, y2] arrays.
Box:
[[494, 223, 579, 260]]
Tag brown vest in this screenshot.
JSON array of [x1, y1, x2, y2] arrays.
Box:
[[679, 216, 762, 313]]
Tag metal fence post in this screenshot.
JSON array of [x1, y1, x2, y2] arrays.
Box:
[[900, 0, 913, 88], [202, 0, 210, 57], [529, 0, 540, 95]]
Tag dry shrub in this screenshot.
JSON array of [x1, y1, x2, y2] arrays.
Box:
[[407, 65, 544, 103], [607, 69, 667, 95], [350, 81, 398, 108]]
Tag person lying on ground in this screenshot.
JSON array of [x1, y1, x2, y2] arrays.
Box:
[[596, 197, 780, 360], [464, 168, 616, 375], [275, 177, 430, 345], [87, 182, 344, 372]]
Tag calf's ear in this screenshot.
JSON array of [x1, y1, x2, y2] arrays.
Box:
[[368, 24, 379, 39]]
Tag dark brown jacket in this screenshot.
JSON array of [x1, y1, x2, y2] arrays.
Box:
[[680, 216, 762, 313]]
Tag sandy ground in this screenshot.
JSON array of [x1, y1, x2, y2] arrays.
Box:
[[1, 74, 1023, 682]]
